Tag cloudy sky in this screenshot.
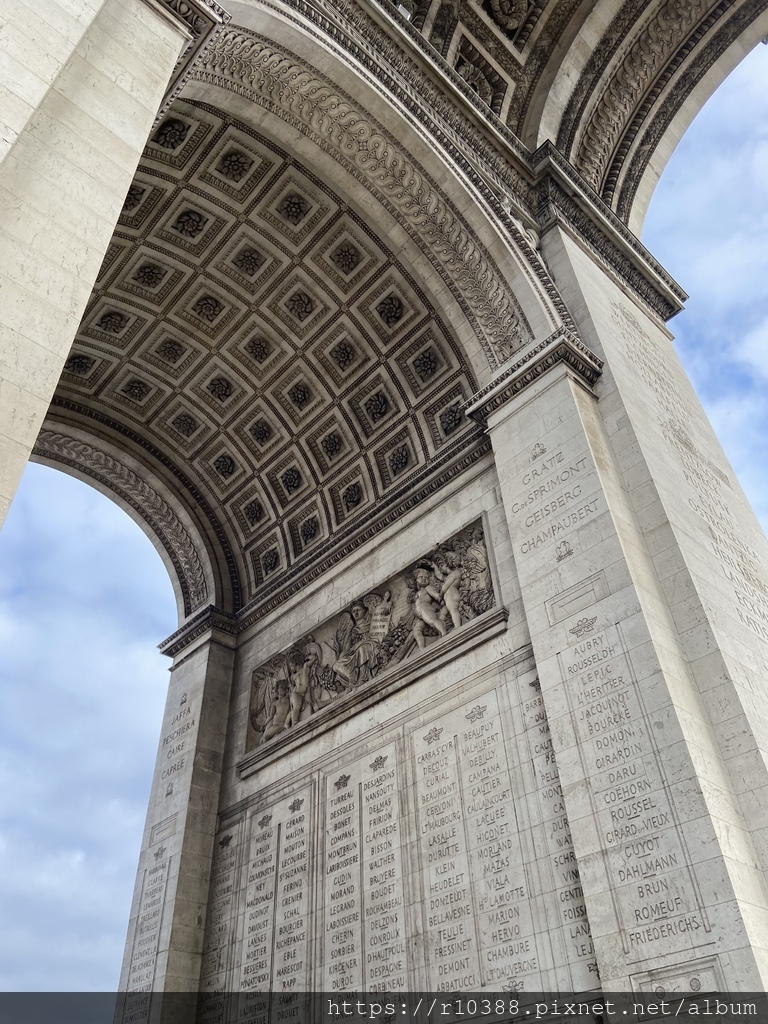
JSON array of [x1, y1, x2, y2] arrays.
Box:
[[1, 45, 768, 992]]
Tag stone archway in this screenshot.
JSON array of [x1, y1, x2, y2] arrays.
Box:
[[7, 0, 768, 1008]]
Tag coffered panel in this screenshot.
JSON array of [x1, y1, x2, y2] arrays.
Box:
[[57, 97, 485, 610]]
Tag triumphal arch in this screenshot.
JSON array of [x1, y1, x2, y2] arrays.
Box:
[[4, 0, 768, 1012]]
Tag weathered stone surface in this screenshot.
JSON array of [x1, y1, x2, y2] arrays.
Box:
[[4, 0, 768, 1008]]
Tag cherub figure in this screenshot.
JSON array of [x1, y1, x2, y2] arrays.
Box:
[[286, 650, 313, 728], [410, 564, 448, 648], [431, 553, 463, 629], [259, 678, 291, 745]]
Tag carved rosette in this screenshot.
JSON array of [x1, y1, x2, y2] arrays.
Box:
[[194, 29, 532, 366]]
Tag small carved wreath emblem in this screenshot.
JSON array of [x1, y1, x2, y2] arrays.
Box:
[[334, 774, 351, 791], [503, 978, 525, 993], [288, 798, 304, 813], [555, 540, 573, 562], [530, 442, 547, 459], [569, 617, 597, 638], [424, 727, 443, 745], [369, 755, 388, 772], [257, 814, 273, 829], [465, 705, 487, 723]]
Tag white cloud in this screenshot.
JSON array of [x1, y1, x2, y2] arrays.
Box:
[[733, 314, 768, 385], [643, 43, 768, 539], [0, 463, 175, 991]]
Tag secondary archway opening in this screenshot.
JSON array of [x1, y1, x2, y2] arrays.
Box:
[[0, 463, 176, 990]]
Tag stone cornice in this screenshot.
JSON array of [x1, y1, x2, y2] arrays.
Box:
[[532, 143, 688, 322], [159, 605, 238, 657], [465, 328, 604, 424], [154, 0, 231, 124], [615, 0, 767, 224]]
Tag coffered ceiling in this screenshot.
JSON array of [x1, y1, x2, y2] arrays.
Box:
[[49, 99, 485, 614]]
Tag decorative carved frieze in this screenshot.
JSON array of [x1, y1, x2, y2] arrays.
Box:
[[245, 519, 495, 751], [573, 0, 711, 192], [455, 37, 507, 116], [613, 0, 755, 222], [485, 0, 529, 34], [151, 0, 230, 126]]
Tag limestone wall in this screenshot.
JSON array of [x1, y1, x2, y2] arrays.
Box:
[[191, 464, 598, 999]]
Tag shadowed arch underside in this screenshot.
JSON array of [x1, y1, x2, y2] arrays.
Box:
[[43, 0, 765, 631], [52, 93, 517, 626], [51, 5, 591, 631]]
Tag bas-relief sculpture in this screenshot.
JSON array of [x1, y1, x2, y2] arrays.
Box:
[[247, 519, 495, 748]]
